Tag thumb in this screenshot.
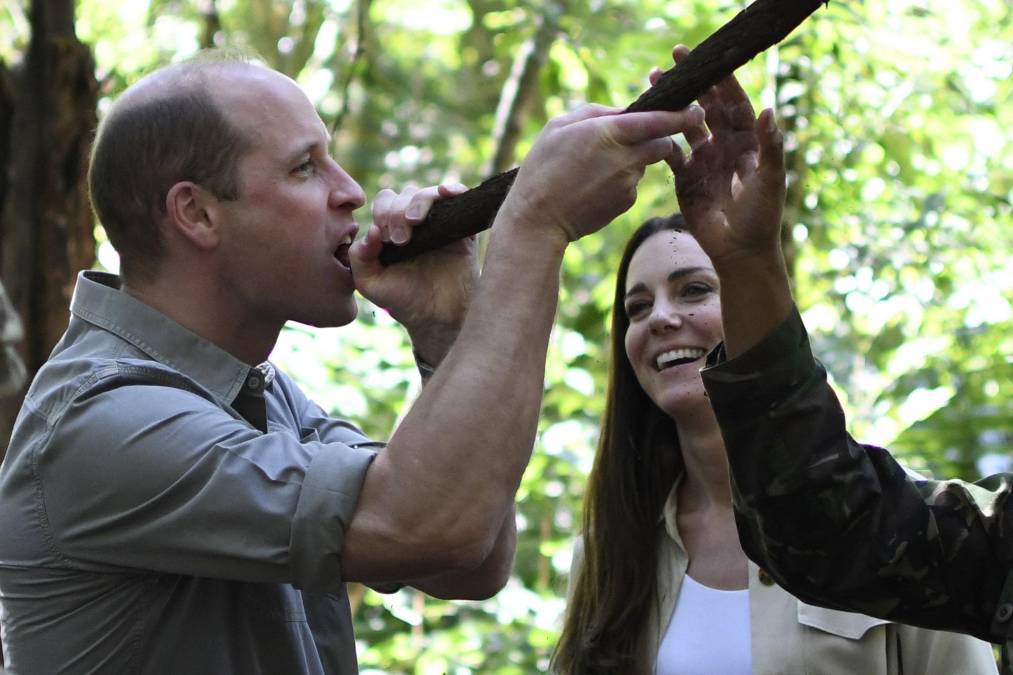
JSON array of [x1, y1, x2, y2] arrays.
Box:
[[349, 223, 384, 281]]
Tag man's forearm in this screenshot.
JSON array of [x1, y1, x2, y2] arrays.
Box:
[[408, 506, 517, 600], [342, 218, 566, 582]]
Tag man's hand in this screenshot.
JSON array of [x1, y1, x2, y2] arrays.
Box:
[[497, 103, 706, 249], [349, 183, 479, 364], [658, 44, 786, 270]]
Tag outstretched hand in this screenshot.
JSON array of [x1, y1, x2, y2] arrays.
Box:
[[501, 102, 705, 248], [656, 44, 786, 269], [350, 183, 479, 362]]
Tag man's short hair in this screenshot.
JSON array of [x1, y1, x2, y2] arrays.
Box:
[[88, 52, 256, 281]]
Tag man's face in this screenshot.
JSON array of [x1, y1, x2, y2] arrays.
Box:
[[207, 66, 367, 329]]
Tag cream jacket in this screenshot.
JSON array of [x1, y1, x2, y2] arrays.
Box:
[[569, 482, 998, 674], [649, 484, 998, 674]]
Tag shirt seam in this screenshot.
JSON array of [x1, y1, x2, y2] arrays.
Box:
[[29, 366, 122, 568], [29, 363, 220, 567]]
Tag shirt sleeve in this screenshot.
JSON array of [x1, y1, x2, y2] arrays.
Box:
[[700, 306, 1013, 644], [38, 366, 376, 594]]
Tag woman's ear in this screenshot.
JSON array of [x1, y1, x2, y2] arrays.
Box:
[[165, 181, 220, 251]]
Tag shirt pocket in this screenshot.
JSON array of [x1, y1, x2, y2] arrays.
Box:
[[797, 603, 891, 639], [797, 602, 894, 674]]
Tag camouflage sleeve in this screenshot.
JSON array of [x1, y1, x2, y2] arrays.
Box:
[[700, 306, 1013, 651]]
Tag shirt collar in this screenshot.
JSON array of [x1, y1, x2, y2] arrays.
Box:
[[70, 270, 261, 404]]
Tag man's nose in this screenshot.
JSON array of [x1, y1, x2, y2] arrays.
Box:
[[328, 162, 366, 210]]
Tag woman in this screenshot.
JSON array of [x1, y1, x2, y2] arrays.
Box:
[[552, 214, 999, 674]]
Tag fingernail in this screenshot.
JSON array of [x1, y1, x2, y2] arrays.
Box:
[[405, 206, 422, 221], [391, 227, 409, 245]]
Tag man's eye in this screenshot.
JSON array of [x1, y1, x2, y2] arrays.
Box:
[[293, 160, 315, 174]]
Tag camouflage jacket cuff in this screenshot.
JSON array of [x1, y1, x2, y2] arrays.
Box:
[[701, 304, 817, 422]]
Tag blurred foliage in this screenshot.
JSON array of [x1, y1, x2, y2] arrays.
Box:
[[4, 0, 1010, 669]]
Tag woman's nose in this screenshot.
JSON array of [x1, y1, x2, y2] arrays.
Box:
[[648, 303, 682, 334]]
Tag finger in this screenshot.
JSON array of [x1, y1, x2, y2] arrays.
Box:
[[436, 182, 468, 198], [648, 66, 666, 87], [693, 81, 745, 131], [715, 80, 756, 133], [699, 74, 754, 138], [389, 186, 420, 244], [349, 222, 384, 276], [371, 189, 397, 242], [756, 109, 786, 191], [403, 185, 444, 223], [670, 42, 724, 114], [606, 105, 705, 146], [549, 103, 623, 129], [682, 115, 710, 152], [735, 147, 760, 180], [664, 141, 687, 175], [634, 136, 679, 167]]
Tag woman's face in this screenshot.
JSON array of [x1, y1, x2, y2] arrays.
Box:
[[623, 230, 723, 417]]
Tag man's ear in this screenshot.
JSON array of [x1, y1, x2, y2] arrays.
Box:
[[165, 181, 220, 251]]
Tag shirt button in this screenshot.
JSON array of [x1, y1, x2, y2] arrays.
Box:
[[997, 603, 1013, 623], [758, 568, 775, 586], [247, 375, 261, 389]]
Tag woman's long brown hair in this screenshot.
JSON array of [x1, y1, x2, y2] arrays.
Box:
[[552, 215, 686, 674]]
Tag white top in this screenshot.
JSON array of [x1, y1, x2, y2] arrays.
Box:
[[655, 575, 752, 675]]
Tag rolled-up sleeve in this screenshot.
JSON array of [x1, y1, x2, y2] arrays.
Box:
[[290, 441, 374, 591], [39, 369, 376, 592]]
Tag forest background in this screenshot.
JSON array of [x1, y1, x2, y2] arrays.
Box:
[[0, 0, 1010, 671]]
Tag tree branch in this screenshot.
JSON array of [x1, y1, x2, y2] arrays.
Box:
[[378, 0, 827, 265], [485, 2, 564, 177], [331, 0, 371, 137]]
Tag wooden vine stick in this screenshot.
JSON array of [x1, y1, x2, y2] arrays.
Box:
[[379, 0, 827, 264]]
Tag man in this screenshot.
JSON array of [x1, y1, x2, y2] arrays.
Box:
[[659, 45, 1012, 672], [0, 51, 703, 673]]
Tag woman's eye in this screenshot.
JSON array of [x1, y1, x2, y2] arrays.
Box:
[[682, 282, 714, 298], [625, 300, 650, 318]]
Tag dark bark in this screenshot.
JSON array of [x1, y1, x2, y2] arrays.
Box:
[[379, 0, 827, 265], [0, 0, 98, 456]]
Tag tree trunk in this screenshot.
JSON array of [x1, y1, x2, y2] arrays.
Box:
[[484, 2, 565, 177], [378, 0, 827, 265], [0, 0, 98, 457]]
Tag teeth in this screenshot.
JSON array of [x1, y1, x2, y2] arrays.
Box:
[[656, 348, 706, 370]]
